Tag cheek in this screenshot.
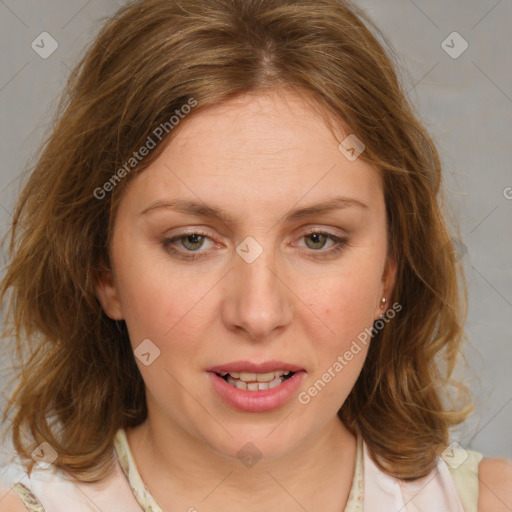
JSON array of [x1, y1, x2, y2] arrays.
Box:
[[114, 253, 218, 357], [300, 261, 383, 339], [298, 275, 378, 406], [119, 276, 197, 346]]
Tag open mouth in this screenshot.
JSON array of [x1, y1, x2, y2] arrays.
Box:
[[215, 370, 296, 391]]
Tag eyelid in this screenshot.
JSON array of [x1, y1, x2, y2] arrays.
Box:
[[163, 225, 346, 241], [300, 226, 347, 237]]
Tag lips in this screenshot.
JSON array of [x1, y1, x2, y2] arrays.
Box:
[[206, 360, 307, 411], [208, 368, 306, 412]]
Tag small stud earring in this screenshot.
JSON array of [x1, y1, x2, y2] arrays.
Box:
[[380, 297, 387, 309]]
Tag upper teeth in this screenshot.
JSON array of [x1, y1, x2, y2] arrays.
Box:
[[220, 370, 291, 383]]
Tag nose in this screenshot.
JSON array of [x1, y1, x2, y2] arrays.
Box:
[[221, 241, 293, 341]]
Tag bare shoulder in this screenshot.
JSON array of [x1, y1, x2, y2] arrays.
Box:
[[0, 487, 29, 512], [478, 457, 512, 512]]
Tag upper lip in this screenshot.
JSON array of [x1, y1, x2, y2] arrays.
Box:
[[207, 360, 305, 374]]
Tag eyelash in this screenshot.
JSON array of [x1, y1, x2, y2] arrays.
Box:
[[161, 229, 348, 261]]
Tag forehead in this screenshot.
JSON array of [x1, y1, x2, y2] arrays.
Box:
[[119, 88, 383, 220], [170, 89, 351, 169]]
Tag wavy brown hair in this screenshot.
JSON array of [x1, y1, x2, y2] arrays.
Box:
[[1, 0, 473, 483]]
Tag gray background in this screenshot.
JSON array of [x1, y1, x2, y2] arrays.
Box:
[[0, 0, 511, 474]]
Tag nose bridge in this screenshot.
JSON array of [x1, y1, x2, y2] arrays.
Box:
[[227, 234, 292, 338], [238, 240, 277, 293]]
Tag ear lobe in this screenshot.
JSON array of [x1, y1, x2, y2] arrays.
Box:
[[94, 268, 124, 320]]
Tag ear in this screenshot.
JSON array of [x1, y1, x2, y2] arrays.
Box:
[[94, 267, 124, 321], [374, 255, 398, 320]]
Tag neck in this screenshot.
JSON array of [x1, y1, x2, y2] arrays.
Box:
[[126, 414, 357, 512]]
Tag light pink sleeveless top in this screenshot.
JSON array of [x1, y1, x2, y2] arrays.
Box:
[[0, 428, 483, 511]]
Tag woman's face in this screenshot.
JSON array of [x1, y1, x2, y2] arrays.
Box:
[[96, 88, 396, 460]]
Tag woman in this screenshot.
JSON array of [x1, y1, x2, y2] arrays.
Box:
[[0, 0, 511, 510]]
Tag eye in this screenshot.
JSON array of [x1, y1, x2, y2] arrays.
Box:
[[161, 228, 348, 261], [298, 229, 348, 259], [162, 230, 214, 260]]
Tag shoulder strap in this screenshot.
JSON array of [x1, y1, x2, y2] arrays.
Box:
[[5, 454, 142, 512], [363, 439, 472, 511], [444, 446, 485, 512]]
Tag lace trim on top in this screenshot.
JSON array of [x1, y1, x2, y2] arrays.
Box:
[[114, 429, 163, 512], [11, 482, 45, 512]]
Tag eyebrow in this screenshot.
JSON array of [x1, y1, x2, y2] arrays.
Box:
[[139, 196, 369, 224]]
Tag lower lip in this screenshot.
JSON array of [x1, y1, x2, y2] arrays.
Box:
[[208, 371, 306, 412]]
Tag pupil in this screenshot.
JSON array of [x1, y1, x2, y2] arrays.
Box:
[[307, 233, 325, 249], [184, 234, 203, 250]]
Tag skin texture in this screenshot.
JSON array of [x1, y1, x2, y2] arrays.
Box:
[[478, 458, 512, 511], [95, 88, 397, 511], [0, 490, 27, 511]]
